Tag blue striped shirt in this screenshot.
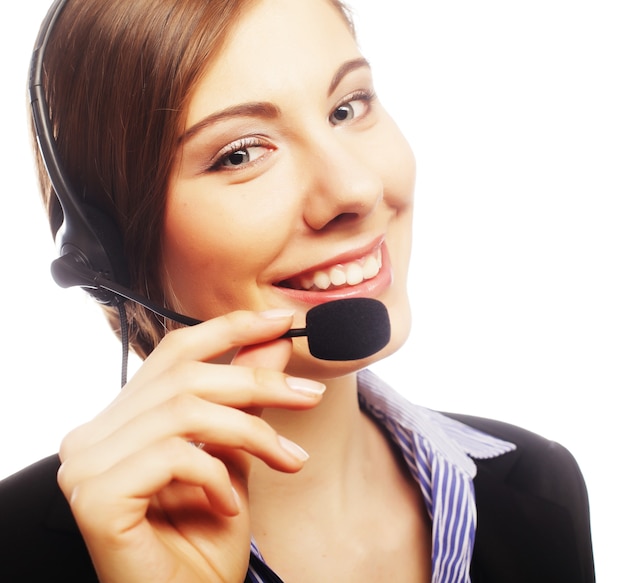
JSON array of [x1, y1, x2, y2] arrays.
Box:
[[246, 369, 516, 583]]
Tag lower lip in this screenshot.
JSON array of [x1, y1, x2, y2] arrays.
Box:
[[273, 243, 393, 306]]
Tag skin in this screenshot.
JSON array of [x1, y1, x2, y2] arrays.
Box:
[[57, 1, 428, 581]]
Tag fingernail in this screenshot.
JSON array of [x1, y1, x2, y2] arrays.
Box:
[[259, 309, 295, 319], [278, 435, 309, 462], [285, 376, 326, 396]]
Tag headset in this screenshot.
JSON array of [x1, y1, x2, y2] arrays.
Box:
[[29, 0, 200, 327], [29, 0, 204, 385]]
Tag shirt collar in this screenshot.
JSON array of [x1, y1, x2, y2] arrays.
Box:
[[357, 369, 516, 478]]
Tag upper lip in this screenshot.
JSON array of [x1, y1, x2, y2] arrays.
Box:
[[274, 234, 385, 285]]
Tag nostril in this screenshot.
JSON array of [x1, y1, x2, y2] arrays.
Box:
[[304, 186, 382, 231], [328, 212, 359, 226]]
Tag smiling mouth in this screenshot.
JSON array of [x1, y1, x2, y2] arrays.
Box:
[[277, 246, 383, 291]]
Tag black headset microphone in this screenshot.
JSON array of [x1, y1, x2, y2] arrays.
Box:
[[29, 0, 391, 383]]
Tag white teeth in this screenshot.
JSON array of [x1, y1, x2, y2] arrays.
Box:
[[330, 267, 347, 287], [288, 247, 382, 291], [313, 271, 331, 290], [301, 275, 315, 290], [362, 255, 379, 280], [346, 262, 364, 285]]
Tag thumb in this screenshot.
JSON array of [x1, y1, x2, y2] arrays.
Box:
[[231, 337, 293, 417], [231, 337, 293, 372]]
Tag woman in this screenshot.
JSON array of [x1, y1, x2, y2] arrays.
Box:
[[0, 0, 594, 581]]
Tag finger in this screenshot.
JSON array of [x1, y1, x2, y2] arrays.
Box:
[[60, 362, 325, 458], [122, 357, 323, 413], [60, 395, 309, 487], [103, 310, 295, 436], [60, 437, 241, 525], [136, 310, 295, 381], [231, 337, 294, 416]]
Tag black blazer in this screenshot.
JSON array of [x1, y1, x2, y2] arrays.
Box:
[[0, 415, 594, 582], [446, 414, 595, 583]]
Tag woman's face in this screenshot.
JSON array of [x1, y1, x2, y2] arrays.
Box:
[[163, 0, 415, 376]]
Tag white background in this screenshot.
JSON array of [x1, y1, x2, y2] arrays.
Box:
[[2, 1, 624, 580]]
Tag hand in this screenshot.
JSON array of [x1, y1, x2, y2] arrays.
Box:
[[57, 310, 324, 583]]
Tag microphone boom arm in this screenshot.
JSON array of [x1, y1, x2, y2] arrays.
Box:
[[51, 254, 310, 337]]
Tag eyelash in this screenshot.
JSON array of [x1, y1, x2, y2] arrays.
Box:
[[207, 136, 273, 172], [206, 89, 377, 173]]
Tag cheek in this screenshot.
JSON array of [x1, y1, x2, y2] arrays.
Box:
[[160, 183, 296, 317], [161, 203, 233, 315], [372, 118, 415, 285], [379, 118, 415, 281], [375, 120, 416, 358]]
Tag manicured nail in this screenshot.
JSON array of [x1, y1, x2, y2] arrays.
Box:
[[278, 435, 309, 462], [285, 376, 326, 396], [259, 309, 295, 319]]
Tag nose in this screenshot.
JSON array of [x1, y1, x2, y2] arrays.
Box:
[[301, 131, 384, 231]]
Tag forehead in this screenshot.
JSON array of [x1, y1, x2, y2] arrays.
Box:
[[185, 0, 360, 128]]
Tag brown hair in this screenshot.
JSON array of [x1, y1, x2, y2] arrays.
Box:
[[34, 0, 354, 358]]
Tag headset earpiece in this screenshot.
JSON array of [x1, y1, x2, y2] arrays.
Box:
[[52, 202, 130, 304]]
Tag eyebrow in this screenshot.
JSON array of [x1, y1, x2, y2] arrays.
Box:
[[181, 102, 280, 143], [181, 57, 371, 143], [327, 57, 371, 96]]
